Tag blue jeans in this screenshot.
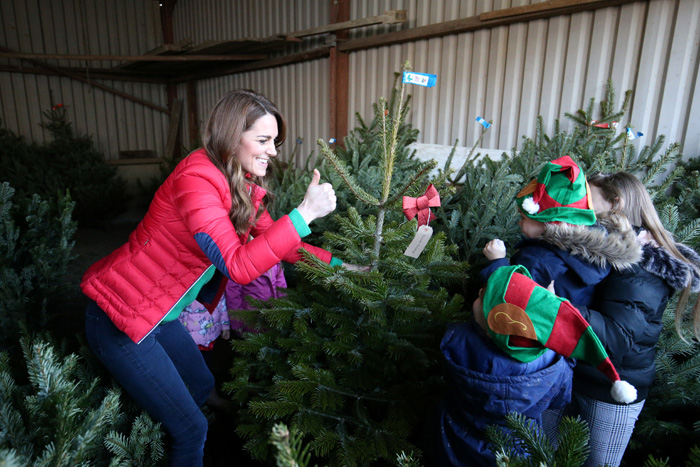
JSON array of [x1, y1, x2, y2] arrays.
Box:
[[85, 301, 214, 467]]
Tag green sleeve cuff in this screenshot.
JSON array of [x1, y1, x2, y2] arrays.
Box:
[[288, 209, 311, 238], [330, 257, 343, 267]]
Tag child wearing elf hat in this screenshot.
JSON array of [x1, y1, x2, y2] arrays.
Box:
[[431, 265, 636, 467], [481, 155, 640, 307], [477, 265, 636, 403], [543, 172, 700, 467]]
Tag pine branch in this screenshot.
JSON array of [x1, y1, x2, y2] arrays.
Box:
[[553, 416, 591, 467], [380, 63, 409, 203], [396, 450, 422, 467], [385, 160, 438, 207], [643, 455, 672, 466], [450, 123, 492, 183], [270, 423, 315, 467], [503, 412, 553, 463], [675, 217, 700, 246], [317, 140, 379, 206]]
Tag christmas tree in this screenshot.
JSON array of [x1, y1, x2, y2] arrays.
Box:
[[0, 97, 129, 226], [0, 179, 165, 465], [225, 62, 467, 465], [267, 72, 433, 245], [0, 182, 76, 352], [0, 337, 164, 466]]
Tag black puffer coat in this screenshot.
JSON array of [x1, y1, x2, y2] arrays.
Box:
[[573, 237, 700, 403], [480, 212, 641, 306]]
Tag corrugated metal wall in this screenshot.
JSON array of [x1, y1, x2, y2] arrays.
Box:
[[173, 0, 328, 46], [187, 61, 331, 167], [2, 0, 698, 165], [0, 0, 165, 160], [172, 0, 332, 166], [172, 0, 700, 165], [344, 0, 700, 159]]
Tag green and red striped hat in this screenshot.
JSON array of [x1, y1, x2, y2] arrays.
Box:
[[480, 265, 637, 404], [516, 155, 596, 226]]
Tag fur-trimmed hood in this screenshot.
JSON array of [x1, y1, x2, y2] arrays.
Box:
[[639, 239, 700, 292], [540, 211, 642, 271]]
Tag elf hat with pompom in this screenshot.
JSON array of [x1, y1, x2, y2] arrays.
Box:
[[516, 155, 596, 226], [481, 265, 637, 404]]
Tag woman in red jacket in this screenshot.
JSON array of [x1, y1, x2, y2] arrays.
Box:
[[82, 90, 345, 466]]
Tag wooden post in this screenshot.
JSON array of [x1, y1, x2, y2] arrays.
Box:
[[165, 99, 183, 160], [159, 0, 176, 44], [161, 0, 182, 158], [187, 80, 199, 146], [329, 0, 350, 148], [166, 83, 181, 159]]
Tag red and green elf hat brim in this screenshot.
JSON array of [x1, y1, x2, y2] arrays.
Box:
[[482, 265, 612, 369], [481, 265, 637, 403], [516, 156, 596, 226]]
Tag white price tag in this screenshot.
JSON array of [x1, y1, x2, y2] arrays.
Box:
[[404, 225, 433, 258]]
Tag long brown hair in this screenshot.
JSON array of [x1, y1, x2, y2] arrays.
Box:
[[202, 89, 286, 234], [589, 172, 700, 340]]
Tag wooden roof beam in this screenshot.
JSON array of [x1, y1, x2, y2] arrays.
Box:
[[0, 64, 168, 83], [171, 46, 332, 84], [0, 52, 267, 62], [481, 0, 618, 20], [338, 0, 640, 52], [284, 9, 406, 40], [0, 45, 169, 113]]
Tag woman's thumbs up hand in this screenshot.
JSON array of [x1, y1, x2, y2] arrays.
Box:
[[296, 169, 337, 225]]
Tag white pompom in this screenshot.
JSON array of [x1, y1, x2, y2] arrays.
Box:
[[521, 197, 540, 215], [611, 380, 637, 404]]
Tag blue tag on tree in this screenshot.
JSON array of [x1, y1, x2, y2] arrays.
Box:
[[402, 71, 437, 87]]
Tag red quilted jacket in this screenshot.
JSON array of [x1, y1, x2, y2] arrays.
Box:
[[81, 149, 332, 343]]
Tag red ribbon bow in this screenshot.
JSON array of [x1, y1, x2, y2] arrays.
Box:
[[403, 184, 441, 227]]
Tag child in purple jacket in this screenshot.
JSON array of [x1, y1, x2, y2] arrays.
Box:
[[178, 287, 232, 408], [178, 296, 231, 351], [225, 261, 287, 335]]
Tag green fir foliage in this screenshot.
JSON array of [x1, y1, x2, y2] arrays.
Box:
[[0, 179, 164, 465], [438, 152, 523, 268], [0, 101, 129, 225], [226, 209, 466, 465], [0, 338, 163, 466], [225, 62, 467, 466], [267, 71, 435, 245], [437, 80, 685, 290], [670, 155, 700, 221], [0, 182, 77, 351], [103, 412, 165, 466], [625, 295, 700, 465], [270, 423, 315, 467], [269, 422, 424, 467], [485, 413, 590, 467]]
